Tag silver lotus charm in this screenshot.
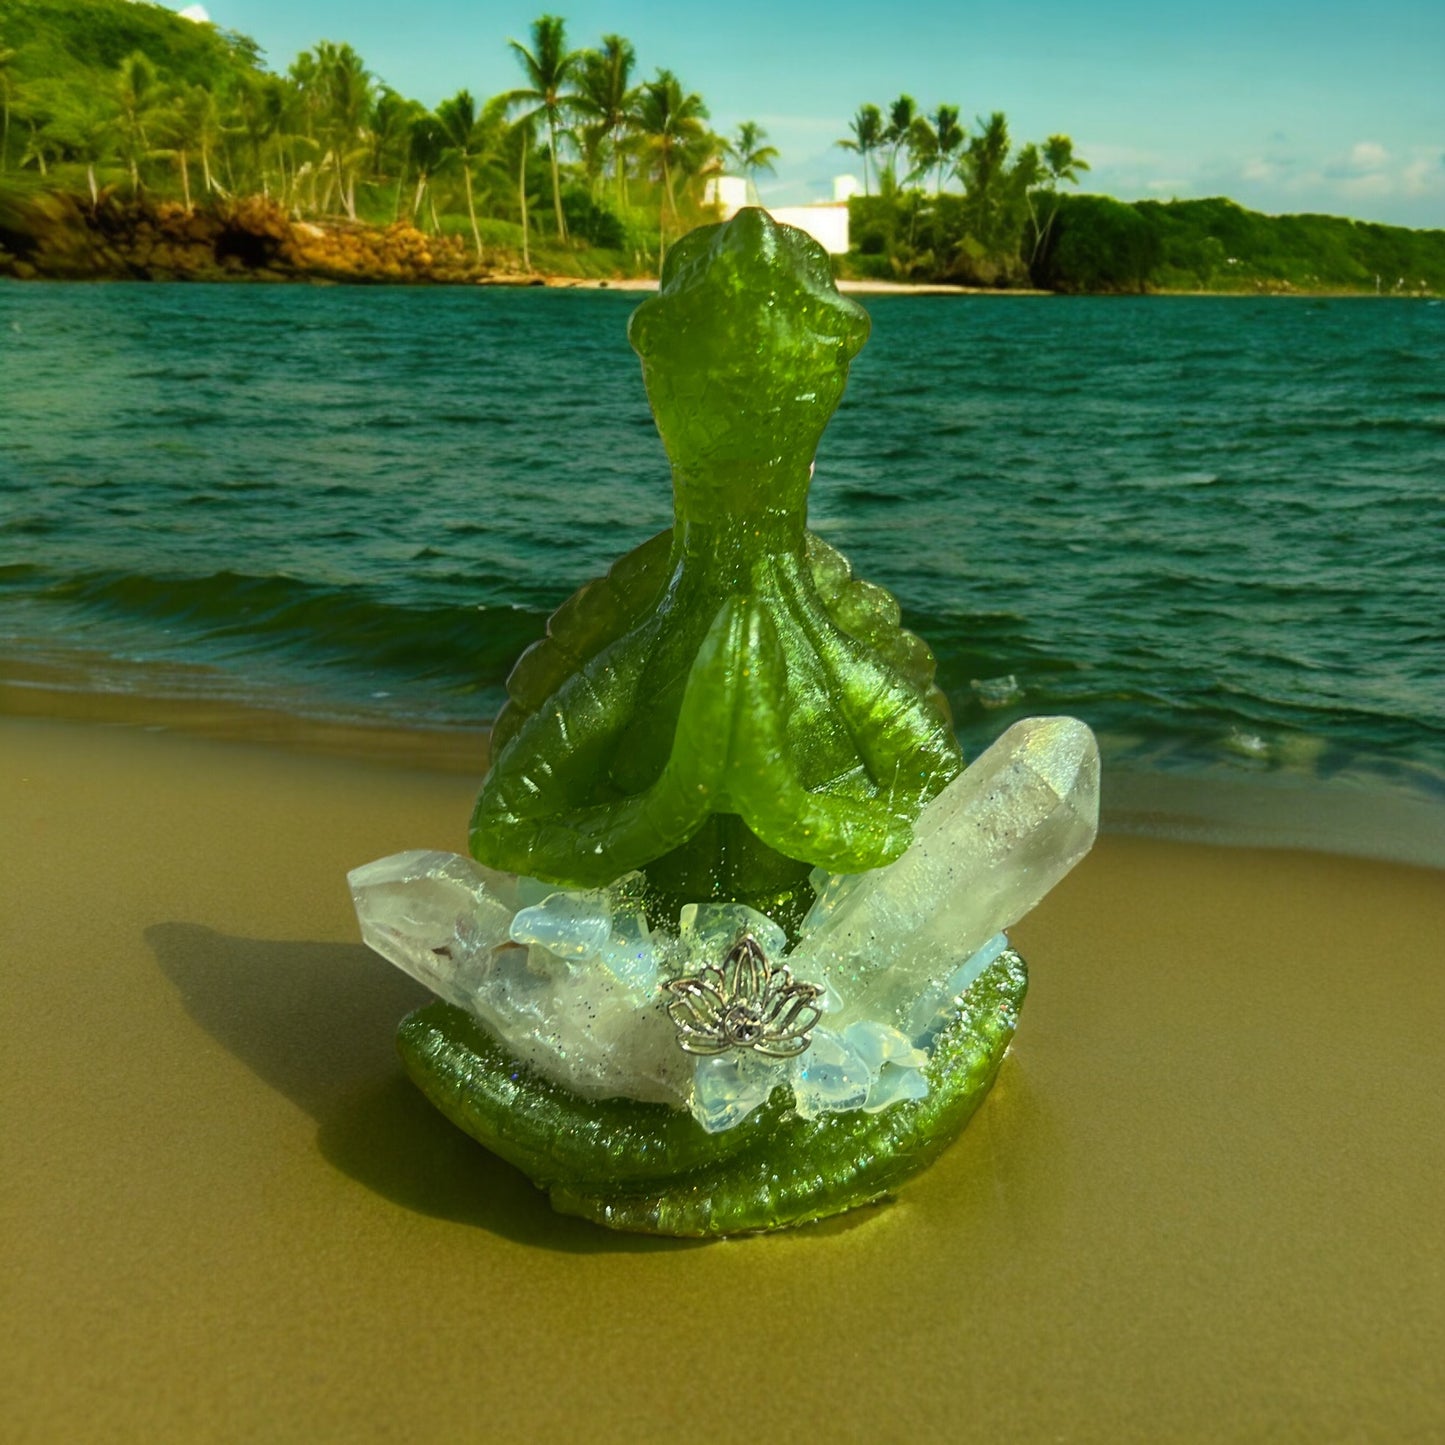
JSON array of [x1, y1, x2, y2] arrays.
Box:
[[665, 933, 823, 1058]]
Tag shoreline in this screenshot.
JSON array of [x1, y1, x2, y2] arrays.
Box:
[[2, 269, 1422, 299], [4, 670, 1439, 871], [3, 266, 1425, 298], [4, 707, 1442, 1437], [4, 190, 1437, 297], [540, 275, 1426, 299], [0, 194, 1422, 299], [541, 276, 1058, 297]]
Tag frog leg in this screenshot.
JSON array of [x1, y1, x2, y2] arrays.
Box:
[[764, 556, 963, 822], [706, 595, 918, 874], [470, 615, 710, 883]]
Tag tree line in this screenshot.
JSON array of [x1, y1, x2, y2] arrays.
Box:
[[12, 1, 1415, 293], [0, 1, 782, 270], [836, 97, 1087, 284]]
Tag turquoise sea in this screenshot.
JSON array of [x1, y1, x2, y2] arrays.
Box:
[[2, 282, 1442, 856]]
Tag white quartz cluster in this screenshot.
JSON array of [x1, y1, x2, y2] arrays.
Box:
[[350, 715, 1099, 1133]]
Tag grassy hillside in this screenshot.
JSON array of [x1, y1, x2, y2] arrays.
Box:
[[1, 0, 260, 82]]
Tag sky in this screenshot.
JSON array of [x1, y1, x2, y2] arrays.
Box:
[[170, 0, 1444, 228]]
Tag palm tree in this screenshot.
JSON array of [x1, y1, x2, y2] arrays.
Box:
[[314, 42, 372, 219], [406, 110, 447, 231], [42, 86, 115, 209], [956, 110, 1012, 247], [633, 69, 710, 252], [0, 43, 16, 173], [904, 114, 937, 188], [13, 74, 57, 178], [575, 34, 635, 205], [836, 103, 883, 196], [370, 87, 420, 216], [230, 71, 287, 199], [506, 110, 537, 271], [435, 89, 491, 258], [1043, 133, 1088, 188], [728, 121, 778, 181], [285, 50, 324, 213], [882, 94, 917, 192], [507, 15, 581, 243], [1031, 134, 1089, 262], [155, 82, 219, 210], [1006, 141, 1043, 258], [932, 105, 964, 193], [114, 51, 163, 196]]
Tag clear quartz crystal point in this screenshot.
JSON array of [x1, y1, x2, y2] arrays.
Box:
[[793, 716, 1099, 1033], [348, 849, 520, 1008], [350, 851, 690, 1107]]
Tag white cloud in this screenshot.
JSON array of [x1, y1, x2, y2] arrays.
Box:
[[1241, 158, 1275, 183], [1349, 141, 1389, 170], [1075, 141, 1163, 170], [1337, 172, 1394, 198], [1402, 154, 1445, 196], [1295, 141, 1443, 213]]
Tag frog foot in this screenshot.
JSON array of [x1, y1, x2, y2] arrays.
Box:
[[396, 948, 1025, 1237]]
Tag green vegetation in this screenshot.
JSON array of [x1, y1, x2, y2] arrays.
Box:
[[1037, 194, 1445, 295], [836, 95, 1089, 286], [836, 94, 1443, 294], [0, 0, 759, 276]]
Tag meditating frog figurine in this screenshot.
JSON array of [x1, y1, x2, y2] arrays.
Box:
[[350, 208, 1099, 1235], [470, 206, 961, 933]]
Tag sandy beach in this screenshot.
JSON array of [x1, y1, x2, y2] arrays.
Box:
[[541, 274, 1053, 296], [3, 707, 1442, 1440]]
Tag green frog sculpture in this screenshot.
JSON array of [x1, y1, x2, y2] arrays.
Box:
[[351, 209, 1099, 1236]]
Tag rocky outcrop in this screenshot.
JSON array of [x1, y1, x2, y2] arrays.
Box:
[[0, 191, 537, 284]]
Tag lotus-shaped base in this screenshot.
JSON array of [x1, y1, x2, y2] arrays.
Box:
[[396, 948, 1026, 1236]]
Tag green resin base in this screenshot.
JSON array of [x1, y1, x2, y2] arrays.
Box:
[[396, 950, 1027, 1237]]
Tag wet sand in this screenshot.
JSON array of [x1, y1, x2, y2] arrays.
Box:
[[4, 712, 1442, 1440]]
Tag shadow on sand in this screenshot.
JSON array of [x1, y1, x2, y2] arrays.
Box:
[[147, 921, 702, 1253]]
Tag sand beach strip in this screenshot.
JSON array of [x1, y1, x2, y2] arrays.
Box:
[[3, 709, 1442, 1440]]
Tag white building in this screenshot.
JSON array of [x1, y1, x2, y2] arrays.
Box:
[[703, 175, 855, 256]]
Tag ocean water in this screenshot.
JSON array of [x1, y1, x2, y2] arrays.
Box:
[[2, 281, 1442, 833]]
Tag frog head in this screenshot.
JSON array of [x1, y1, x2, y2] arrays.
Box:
[[629, 208, 870, 528]]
